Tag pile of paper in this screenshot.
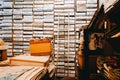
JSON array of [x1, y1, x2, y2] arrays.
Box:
[[9, 55, 50, 66]]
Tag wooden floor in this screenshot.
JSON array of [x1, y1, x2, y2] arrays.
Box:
[[61, 77, 75, 80], [53, 75, 105, 80], [54, 77, 75, 80], [54, 73, 104, 80]]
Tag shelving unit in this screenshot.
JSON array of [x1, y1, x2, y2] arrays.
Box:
[[43, 0, 54, 38], [75, 0, 97, 69], [54, 14, 76, 77], [0, 0, 13, 56], [22, 0, 33, 54], [33, 0, 44, 38], [54, 0, 76, 77], [13, 0, 23, 55]]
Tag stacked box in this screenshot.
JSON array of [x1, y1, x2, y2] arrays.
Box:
[[12, 0, 23, 55], [54, 0, 65, 76], [75, 0, 87, 32], [3, 2, 12, 8], [43, 0, 54, 37], [22, 23, 33, 54], [0, 1, 3, 39], [1, 0, 13, 56], [33, 0, 44, 38], [22, 0, 33, 54], [75, 0, 97, 78], [75, 16, 86, 45], [86, 0, 97, 24], [54, 0, 77, 77], [75, 0, 97, 44]]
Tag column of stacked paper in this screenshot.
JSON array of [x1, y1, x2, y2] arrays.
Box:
[[54, 0, 76, 77], [0, 1, 13, 56], [13, 0, 24, 55]]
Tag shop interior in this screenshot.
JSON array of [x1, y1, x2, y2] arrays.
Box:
[[0, 0, 120, 80]]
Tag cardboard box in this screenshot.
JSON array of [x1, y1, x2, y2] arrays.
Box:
[[30, 39, 52, 56]]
